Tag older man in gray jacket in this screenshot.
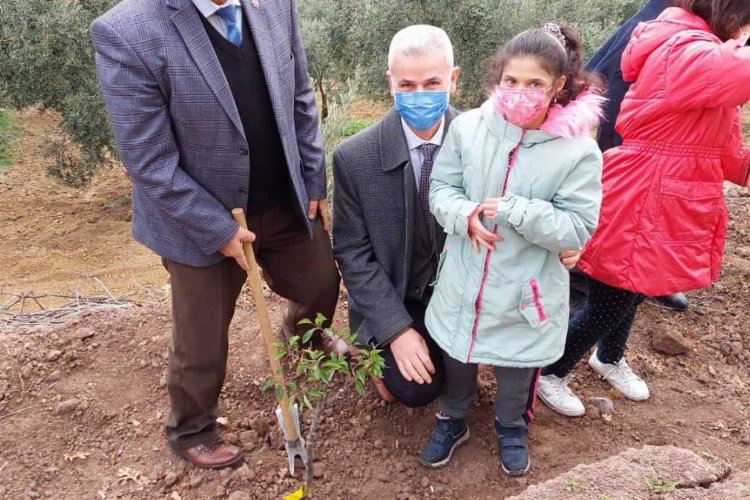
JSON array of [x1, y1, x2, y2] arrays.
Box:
[[91, 0, 342, 469], [333, 26, 460, 407]]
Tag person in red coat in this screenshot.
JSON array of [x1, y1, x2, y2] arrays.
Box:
[[539, 0, 750, 417]]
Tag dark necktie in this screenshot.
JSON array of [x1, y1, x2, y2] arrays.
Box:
[[417, 143, 438, 243], [216, 4, 242, 46]]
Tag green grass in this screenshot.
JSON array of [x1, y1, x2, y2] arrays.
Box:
[[647, 476, 679, 494], [342, 118, 376, 138], [0, 109, 19, 172]]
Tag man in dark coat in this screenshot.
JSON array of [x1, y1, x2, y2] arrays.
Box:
[[332, 25, 460, 406]]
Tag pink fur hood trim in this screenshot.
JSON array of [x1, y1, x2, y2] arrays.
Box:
[[540, 90, 606, 139]]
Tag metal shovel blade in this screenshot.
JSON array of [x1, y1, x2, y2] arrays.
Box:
[[275, 403, 307, 475]]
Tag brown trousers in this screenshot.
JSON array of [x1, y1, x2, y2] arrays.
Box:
[[162, 202, 340, 447]]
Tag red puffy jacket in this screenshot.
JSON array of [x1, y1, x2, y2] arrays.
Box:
[[579, 7, 750, 296]]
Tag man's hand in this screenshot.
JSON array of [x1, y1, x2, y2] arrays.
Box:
[[390, 328, 435, 385], [219, 226, 256, 271], [469, 208, 502, 253], [307, 198, 331, 231], [559, 250, 582, 270]]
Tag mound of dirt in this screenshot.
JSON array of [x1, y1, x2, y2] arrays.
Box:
[[669, 470, 750, 499], [508, 445, 734, 499]]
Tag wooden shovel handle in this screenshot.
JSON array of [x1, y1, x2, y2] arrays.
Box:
[[231, 208, 298, 442]]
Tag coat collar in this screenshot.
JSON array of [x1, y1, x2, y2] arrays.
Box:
[[380, 106, 459, 172]]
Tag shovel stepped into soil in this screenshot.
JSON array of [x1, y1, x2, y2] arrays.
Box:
[[232, 208, 306, 476]]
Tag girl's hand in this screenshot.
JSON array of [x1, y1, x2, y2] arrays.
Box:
[[480, 197, 501, 220], [469, 209, 502, 253], [559, 250, 582, 270]]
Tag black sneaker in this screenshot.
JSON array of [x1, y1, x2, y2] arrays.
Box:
[[419, 415, 470, 468], [494, 420, 530, 476], [654, 292, 689, 311]]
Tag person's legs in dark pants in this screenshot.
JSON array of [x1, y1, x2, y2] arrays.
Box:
[[438, 352, 478, 418], [249, 202, 341, 347], [543, 277, 643, 378], [539, 277, 649, 415], [493, 367, 539, 430], [163, 258, 246, 448], [596, 293, 646, 364], [493, 367, 538, 476], [419, 352, 473, 468], [380, 299, 444, 407]]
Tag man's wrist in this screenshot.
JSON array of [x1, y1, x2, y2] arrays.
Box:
[[383, 325, 413, 346]]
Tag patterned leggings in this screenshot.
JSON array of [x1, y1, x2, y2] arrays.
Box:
[[543, 276, 645, 378]]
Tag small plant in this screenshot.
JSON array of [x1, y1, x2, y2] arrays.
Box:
[[647, 476, 679, 494], [599, 495, 611, 500], [262, 313, 385, 497], [698, 450, 719, 460], [565, 479, 584, 492]]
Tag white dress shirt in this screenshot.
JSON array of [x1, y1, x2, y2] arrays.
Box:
[[191, 0, 243, 41], [401, 118, 445, 191]]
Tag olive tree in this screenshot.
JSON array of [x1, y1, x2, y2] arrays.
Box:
[[0, 0, 642, 185], [0, 0, 117, 186]]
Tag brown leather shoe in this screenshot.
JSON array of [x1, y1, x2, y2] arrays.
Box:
[[310, 330, 350, 357], [371, 376, 396, 403], [279, 326, 350, 357], [171, 437, 244, 469]]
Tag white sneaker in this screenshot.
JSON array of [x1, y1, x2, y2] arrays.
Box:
[[589, 350, 650, 401], [537, 374, 585, 417]]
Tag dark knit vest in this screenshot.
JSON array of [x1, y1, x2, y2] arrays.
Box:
[[200, 12, 290, 214]]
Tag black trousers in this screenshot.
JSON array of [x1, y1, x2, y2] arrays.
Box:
[[544, 276, 645, 378], [380, 299, 444, 407]]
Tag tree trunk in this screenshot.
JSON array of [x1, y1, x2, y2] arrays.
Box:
[[317, 79, 328, 122], [304, 397, 327, 495]]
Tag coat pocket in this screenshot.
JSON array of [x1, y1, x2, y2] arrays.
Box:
[[519, 277, 549, 330], [656, 177, 723, 243]]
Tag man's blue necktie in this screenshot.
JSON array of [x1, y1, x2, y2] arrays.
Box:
[[216, 4, 242, 46]]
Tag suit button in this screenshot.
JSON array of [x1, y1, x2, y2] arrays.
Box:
[[239, 146, 249, 155]]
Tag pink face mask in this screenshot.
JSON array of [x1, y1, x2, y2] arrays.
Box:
[[491, 85, 554, 128]]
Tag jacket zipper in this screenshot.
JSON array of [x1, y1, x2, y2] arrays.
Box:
[[466, 131, 526, 363]]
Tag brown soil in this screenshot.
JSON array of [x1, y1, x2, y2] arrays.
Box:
[[0, 109, 750, 499], [0, 109, 165, 307]]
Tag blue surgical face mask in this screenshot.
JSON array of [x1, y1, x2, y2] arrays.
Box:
[[394, 91, 449, 131]]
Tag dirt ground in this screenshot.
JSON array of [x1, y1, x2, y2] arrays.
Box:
[[1, 109, 750, 500]]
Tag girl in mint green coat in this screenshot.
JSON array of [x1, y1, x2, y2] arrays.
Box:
[[419, 23, 604, 476]]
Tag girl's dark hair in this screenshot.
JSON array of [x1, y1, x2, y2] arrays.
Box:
[[674, 0, 750, 41], [486, 23, 603, 107]]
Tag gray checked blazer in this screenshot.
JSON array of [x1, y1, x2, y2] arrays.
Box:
[[91, 0, 325, 267], [332, 107, 458, 347]]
